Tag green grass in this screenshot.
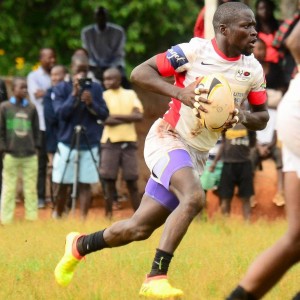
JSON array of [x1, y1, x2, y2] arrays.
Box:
[[0, 215, 299, 300]]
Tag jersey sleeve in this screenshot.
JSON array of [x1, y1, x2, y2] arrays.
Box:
[[156, 40, 198, 76], [248, 61, 267, 106]]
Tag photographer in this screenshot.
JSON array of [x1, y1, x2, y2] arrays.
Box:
[[51, 54, 109, 219]]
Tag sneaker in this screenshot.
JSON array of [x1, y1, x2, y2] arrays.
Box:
[[272, 192, 285, 207], [113, 201, 122, 210], [38, 199, 46, 209], [250, 196, 257, 208], [139, 275, 183, 298], [54, 232, 84, 286]]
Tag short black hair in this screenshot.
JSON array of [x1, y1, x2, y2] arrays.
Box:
[[39, 47, 55, 59], [73, 47, 89, 58], [95, 6, 108, 16], [213, 2, 251, 33], [51, 64, 68, 74], [71, 54, 89, 65], [11, 76, 26, 90]]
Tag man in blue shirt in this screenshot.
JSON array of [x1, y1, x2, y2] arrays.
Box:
[[51, 54, 109, 219]]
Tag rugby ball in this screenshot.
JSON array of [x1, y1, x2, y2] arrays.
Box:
[[195, 73, 234, 132]]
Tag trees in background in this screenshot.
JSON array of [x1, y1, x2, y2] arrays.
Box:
[[0, 0, 199, 76], [0, 0, 298, 76]]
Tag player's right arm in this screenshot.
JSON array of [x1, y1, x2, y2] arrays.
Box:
[[130, 51, 208, 112]]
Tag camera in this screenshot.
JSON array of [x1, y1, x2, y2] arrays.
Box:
[[78, 78, 92, 90]]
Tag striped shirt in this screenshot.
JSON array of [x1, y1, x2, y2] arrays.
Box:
[[156, 37, 266, 151]]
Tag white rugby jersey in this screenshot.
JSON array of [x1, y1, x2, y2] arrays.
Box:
[[156, 38, 267, 151]]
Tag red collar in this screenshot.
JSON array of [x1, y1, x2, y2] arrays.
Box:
[[211, 38, 241, 61]]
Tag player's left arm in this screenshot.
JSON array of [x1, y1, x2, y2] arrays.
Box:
[[238, 102, 269, 131], [233, 62, 269, 131]]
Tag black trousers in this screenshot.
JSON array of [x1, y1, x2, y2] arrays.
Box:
[[37, 131, 48, 200]]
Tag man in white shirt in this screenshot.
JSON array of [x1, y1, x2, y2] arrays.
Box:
[[27, 48, 56, 208]]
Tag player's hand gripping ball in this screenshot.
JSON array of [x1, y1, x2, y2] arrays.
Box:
[[193, 73, 235, 132]]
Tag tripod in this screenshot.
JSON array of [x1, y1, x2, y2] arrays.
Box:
[[57, 125, 100, 215]]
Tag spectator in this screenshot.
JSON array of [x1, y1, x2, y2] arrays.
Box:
[[272, 2, 300, 86], [0, 78, 8, 198], [255, 0, 281, 64], [212, 124, 256, 220], [251, 38, 286, 207], [0, 77, 40, 224], [81, 6, 130, 88], [226, 18, 300, 300], [44, 65, 68, 157], [27, 47, 56, 209], [51, 54, 109, 219], [200, 138, 223, 193], [100, 67, 143, 218], [44, 65, 68, 206], [72, 48, 100, 84], [0, 78, 8, 102]]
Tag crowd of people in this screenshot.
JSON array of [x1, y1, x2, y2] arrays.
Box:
[[0, 6, 143, 223], [0, 1, 298, 223], [199, 0, 299, 220], [0, 1, 298, 222]]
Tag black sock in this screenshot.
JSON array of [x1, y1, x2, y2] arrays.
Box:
[[76, 230, 110, 256], [226, 285, 257, 300], [148, 248, 173, 277], [292, 292, 300, 300]]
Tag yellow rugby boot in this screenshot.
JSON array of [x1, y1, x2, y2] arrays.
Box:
[[139, 275, 183, 298], [54, 232, 84, 286]]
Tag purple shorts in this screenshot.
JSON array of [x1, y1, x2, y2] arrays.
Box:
[[145, 149, 193, 211]]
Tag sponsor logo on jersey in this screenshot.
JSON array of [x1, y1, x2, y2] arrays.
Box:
[[235, 69, 252, 82], [166, 46, 188, 70], [201, 61, 214, 65], [233, 91, 245, 106]]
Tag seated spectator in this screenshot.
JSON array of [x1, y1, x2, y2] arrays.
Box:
[[0, 77, 40, 224], [81, 6, 130, 88]]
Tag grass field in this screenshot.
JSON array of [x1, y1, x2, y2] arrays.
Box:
[[1, 215, 299, 300]]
